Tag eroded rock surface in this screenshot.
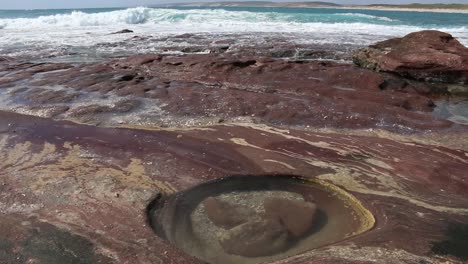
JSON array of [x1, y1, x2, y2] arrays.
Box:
[[219, 217, 289, 257], [264, 198, 317, 238], [203, 197, 252, 229], [0, 52, 460, 132], [354, 30, 468, 84], [0, 111, 466, 263], [0, 30, 467, 264]]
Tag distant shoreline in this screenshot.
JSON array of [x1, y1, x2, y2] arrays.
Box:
[[156, 2, 468, 14], [343, 6, 468, 14]]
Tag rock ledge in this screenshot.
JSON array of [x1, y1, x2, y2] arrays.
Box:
[[353, 30, 468, 84]]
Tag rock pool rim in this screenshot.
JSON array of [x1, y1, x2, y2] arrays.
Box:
[[146, 174, 376, 242]]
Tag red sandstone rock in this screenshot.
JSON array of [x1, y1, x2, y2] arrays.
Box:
[[0, 111, 467, 263], [264, 198, 317, 237], [1, 50, 458, 132], [0, 30, 467, 264], [354, 30, 468, 84]]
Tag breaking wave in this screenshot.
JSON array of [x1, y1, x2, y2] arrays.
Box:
[[0, 6, 466, 54], [335, 13, 396, 22], [0, 7, 153, 28], [0, 7, 404, 29]]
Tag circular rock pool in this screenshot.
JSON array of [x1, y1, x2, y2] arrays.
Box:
[[148, 175, 374, 264]]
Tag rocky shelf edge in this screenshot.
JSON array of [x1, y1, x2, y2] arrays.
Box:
[[1, 31, 467, 133], [353, 30, 468, 87]]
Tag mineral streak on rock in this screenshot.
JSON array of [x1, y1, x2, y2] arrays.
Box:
[[0, 110, 467, 263], [264, 197, 317, 238]]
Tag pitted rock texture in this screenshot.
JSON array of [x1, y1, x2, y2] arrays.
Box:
[[353, 30, 468, 84]]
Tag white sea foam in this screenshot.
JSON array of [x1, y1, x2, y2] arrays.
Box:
[[336, 13, 396, 22], [0, 7, 412, 29], [0, 7, 466, 58], [0, 8, 284, 28], [0, 7, 152, 28], [0, 7, 464, 35]]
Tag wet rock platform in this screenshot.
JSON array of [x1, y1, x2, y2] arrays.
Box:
[[0, 30, 467, 263]]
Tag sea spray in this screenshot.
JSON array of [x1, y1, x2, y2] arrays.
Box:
[[0, 6, 466, 58]]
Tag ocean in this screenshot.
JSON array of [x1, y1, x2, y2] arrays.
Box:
[[0, 6, 467, 60]]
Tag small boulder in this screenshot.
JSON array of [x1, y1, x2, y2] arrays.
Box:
[[353, 30, 468, 84], [218, 217, 289, 257], [111, 29, 134, 34], [264, 198, 317, 238]]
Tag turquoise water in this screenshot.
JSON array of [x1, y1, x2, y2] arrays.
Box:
[[0, 6, 466, 58], [0, 6, 466, 27], [171, 6, 468, 27]]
